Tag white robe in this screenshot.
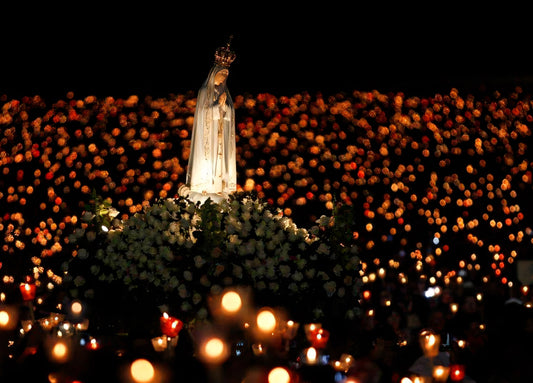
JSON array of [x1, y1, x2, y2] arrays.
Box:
[[186, 64, 237, 203]]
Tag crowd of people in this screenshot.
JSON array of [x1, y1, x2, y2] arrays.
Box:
[[1, 85, 533, 381]]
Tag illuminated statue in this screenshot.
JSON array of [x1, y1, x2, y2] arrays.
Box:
[[184, 37, 237, 203]]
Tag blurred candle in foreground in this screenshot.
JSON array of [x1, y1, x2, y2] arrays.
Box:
[[268, 366, 291, 383], [0, 309, 12, 329], [221, 290, 242, 314], [305, 347, 318, 364], [130, 358, 155, 383], [199, 336, 229, 364], [50, 340, 69, 363], [256, 308, 277, 334]]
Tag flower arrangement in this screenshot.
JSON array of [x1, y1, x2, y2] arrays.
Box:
[[65, 192, 362, 328]]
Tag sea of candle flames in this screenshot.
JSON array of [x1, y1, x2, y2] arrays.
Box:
[[1, 86, 533, 381]]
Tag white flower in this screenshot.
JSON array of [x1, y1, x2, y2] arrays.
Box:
[[279, 265, 291, 278], [213, 265, 225, 277], [194, 256, 206, 268], [333, 264, 343, 276], [265, 266, 276, 279], [197, 308, 208, 319], [192, 293, 202, 305], [255, 224, 266, 237], [169, 221, 180, 233], [108, 207, 120, 218], [292, 271, 303, 282], [178, 284, 188, 298], [232, 265, 243, 279], [324, 281, 336, 297], [317, 243, 330, 255], [242, 211, 251, 221], [184, 270, 193, 281], [210, 285, 222, 295], [169, 276, 179, 288]]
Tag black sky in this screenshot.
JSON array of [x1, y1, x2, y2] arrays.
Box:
[[1, 3, 531, 98]]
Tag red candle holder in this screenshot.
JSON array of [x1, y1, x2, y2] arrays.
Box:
[[310, 327, 330, 349], [160, 313, 183, 338], [449, 364, 465, 381], [19, 283, 36, 301]]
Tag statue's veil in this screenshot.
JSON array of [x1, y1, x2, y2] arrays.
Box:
[[186, 63, 236, 193]]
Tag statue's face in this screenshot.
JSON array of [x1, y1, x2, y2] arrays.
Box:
[[214, 69, 229, 85]]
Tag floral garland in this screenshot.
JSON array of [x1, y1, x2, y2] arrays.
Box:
[[65, 192, 362, 325]]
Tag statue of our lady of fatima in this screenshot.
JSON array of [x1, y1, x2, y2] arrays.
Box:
[[183, 37, 237, 204]]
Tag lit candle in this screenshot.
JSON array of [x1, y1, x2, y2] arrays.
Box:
[[39, 317, 53, 331], [0, 309, 12, 329], [19, 283, 36, 301], [310, 327, 330, 349], [252, 343, 266, 356], [449, 364, 465, 381], [304, 323, 322, 342], [160, 312, 183, 338], [151, 336, 168, 352], [87, 337, 99, 350], [221, 290, 242, 314], [75, 319, 89, 331], [21, 319, 33, 332], [419, 329, 440, 358], [199, 336, 229, 364], [282, 320, 300, 340], [256, 308, 277, 333], [433, 365, 450, 382], [304, 347, 318, 364]]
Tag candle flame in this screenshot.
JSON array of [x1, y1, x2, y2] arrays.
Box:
[[306, 347, 317, 363], [427, 334, 436, 347]]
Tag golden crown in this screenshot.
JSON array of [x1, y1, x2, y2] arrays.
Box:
[[214, 36, 236, 68]]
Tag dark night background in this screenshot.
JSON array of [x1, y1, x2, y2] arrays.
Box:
[[0, 3, 532, 98]]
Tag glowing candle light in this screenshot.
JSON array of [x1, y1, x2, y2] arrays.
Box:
[[50, 340, 69, 363], [130, 358, 155, 383], [305, 347, 318, 364], [200, 336, 228, 364], [449, 364, 465, 381], [282, 320, 299, 340], [70, 300, 83, 316], [221, 290, 242, 314], [433, 365, 450, 382], [256, 308, 277, 334], [450, 303, 459, 314], [419, 329, 440, 358], [304, 323, 322, 342], [160, 312, 183, 338], [151, 336, 168, 352], [268, 366, 291, 383], [252, 343, 266, 356], [19, 283, 36, 301], [310, 327, 330, 349], [0, 310, 10, 328]]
